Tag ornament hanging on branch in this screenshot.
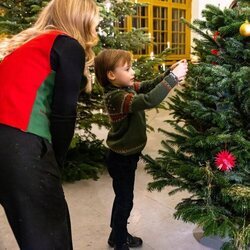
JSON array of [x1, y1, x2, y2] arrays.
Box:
[[211, 49, 219, 56], [213, 31, 220, 41], [211, 31, 220, 55], [210, 31, 220, 64], [215, 150, 236, 172], [239, 20, 250, 37]]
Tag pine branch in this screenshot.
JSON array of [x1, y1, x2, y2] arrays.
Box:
[[181, 17, 220, 47]]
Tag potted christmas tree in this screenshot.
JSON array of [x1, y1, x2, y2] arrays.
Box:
[[143, 1, 250, 249]]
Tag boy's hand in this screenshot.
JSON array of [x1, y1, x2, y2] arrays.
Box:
[[171, 59, 188, 83]]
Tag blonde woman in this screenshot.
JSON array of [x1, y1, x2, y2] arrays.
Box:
[[0, 0, 99, 249]]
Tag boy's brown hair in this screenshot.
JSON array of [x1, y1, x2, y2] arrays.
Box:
[[94, 49, 132, 87]]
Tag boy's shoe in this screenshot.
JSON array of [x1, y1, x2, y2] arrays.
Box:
[[114, 243, 130, 250], [108, 232, 143, 248]]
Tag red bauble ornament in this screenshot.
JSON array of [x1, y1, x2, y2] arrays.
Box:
[[211, 49, 219, 55], [215, 150, 236, 172]]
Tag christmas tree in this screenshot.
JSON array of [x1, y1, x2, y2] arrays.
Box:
[[143, 1, 250, 249], [0, 0, 48, 34]]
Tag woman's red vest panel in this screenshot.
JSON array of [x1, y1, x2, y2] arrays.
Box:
[[0, 30, 64, 142]]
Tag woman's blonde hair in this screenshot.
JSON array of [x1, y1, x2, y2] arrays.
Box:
[[0, 0, 99, 93]]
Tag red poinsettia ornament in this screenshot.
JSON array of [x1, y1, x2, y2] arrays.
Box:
[[215, 150, 236, 171]]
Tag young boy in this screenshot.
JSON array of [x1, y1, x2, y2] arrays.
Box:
[[94, 49, 188, 250]]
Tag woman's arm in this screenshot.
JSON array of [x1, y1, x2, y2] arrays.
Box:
[[50, 35, 86, 167]]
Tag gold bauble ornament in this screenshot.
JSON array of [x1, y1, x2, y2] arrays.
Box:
[[239, 20, 250, 37]]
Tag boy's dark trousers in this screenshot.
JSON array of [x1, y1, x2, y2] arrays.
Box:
[[0, 124, 73, 250], [106, 150, 140, 247]]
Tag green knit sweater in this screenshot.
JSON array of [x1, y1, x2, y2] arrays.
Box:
[[104, 71, 178, 156]]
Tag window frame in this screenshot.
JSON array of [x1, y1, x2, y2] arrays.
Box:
[[125, 0, 192, 62]]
